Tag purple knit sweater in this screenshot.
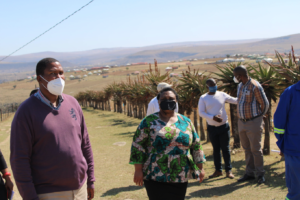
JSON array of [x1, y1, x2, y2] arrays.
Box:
[[10, 95, 95, 200]]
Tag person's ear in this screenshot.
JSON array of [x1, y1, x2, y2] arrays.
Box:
[[37, 75, 42, 83]]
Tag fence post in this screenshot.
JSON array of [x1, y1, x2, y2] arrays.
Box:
[[0, 109, 2, 121]]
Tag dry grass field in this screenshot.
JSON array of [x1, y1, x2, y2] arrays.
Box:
[[0, 108, 287, 200], [0, 58, 261, 106]]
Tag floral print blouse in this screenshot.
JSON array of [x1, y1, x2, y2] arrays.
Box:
[[129, 113, 206, 183]]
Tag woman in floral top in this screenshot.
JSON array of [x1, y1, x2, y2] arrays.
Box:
[[129, 87, 206, 200]]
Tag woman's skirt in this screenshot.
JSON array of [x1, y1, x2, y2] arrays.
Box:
[[144, 180, 188, 200]]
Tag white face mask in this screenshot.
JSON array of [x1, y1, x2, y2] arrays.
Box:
[[233, 76, 239, 83], [40, 75, 65, 96]]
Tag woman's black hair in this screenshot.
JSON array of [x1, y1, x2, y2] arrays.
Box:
[[157, 87, 179, 101]]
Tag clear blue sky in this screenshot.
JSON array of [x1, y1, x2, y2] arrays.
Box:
[[1, 0, 300, 56]]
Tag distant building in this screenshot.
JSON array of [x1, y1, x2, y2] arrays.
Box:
[[165, 67, 172, 72], [263, 58, 273, 63], [170, 73, 179, 77], [131, 71, 140, 75], [223, 58, 236, 63], [236, 58, 245, 62]]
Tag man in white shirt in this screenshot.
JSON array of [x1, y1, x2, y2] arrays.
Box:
[[146, 82, 179, 116], [198, 78, 237, 179]]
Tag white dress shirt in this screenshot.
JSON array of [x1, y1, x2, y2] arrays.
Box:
[[198, 91, 237, 126], [146, 97, 179, 116]]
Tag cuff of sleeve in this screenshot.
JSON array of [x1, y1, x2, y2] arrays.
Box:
[[197, 161, 205, 164], [87, 181, 94, 188], [129, 162, 143, 165], [209, 115, 214, 119]]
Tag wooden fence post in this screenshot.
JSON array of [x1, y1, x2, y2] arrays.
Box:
[[0, 109, 2, 121]]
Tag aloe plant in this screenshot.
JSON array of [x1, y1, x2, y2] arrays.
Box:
[[178, 67, 209, 141]]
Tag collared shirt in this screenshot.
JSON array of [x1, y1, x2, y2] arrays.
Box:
[[237, 78, 269, 120], [34, 89, 64, 110], [198, 91, 237, 126]]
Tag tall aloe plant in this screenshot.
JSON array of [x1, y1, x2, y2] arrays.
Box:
[[178, 67, 209, 141], [267, 47, 300, 88]]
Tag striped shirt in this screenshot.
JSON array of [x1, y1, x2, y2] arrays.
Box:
[[34, 89, 64, 110], [237, 78, 269, 120]]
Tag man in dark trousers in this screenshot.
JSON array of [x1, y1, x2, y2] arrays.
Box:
[[233, 65, 269, 184], [10, 58, 95, 200]]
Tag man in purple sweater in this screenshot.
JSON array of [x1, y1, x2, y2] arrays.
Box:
[[10, 58, 95, 200]]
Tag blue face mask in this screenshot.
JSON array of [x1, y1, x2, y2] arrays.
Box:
[[208, 86, 217, 93]]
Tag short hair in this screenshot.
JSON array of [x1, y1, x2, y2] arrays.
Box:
[[30, 89, 39, 96], [36, 58, 59, 76], [233, 65, 248, 76], [157, 87, 179, 101], [206, 78, 216, 85]]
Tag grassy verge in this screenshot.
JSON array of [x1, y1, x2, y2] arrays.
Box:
[[0, 108, 287, 200]]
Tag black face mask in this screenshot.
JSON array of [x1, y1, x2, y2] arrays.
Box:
[[160, 100, 176, 111]]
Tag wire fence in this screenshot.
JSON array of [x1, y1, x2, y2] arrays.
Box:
[[0, 103, 19, 122]]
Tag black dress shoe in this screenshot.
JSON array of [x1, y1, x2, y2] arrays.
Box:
[[237, 174, 255, 182], [257, 176, 265, 184]]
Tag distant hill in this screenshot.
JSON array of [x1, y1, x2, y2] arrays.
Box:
[[1, 34, 300, 81], [118, 33, 300, 63], [0, 38, 262, 66]]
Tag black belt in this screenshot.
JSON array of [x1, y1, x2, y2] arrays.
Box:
[[239, 115, 261, 122]]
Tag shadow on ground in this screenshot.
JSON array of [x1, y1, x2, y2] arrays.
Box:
[[186, 181, 252, 198], [110, 119, 140, 127], [185, 158, 286, 198], [101, 185, 143, 197], [117, 131, 135, 137]]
